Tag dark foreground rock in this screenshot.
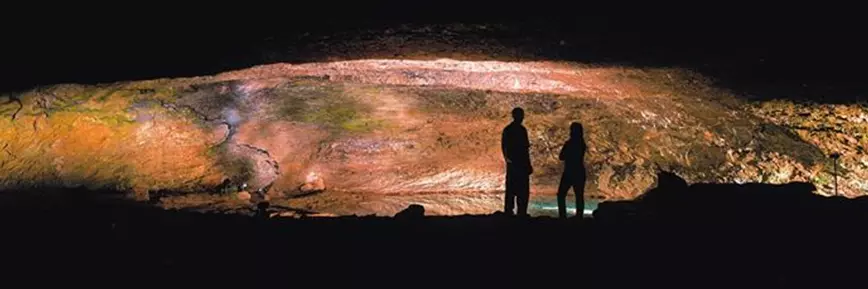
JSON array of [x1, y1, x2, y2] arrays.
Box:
[[595, 172, 868, 226], [394, 204, 425, 219], [2, 187, 868, 288]]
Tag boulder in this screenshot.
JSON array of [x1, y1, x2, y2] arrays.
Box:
[[237, 191, 252, 201], [131, 187, 149, 202], [274, 211, 301, 218], [300, 172, 326, 193], [394, 204, 425, 219], [306, 212, 339, 218], [255, 201, 271, 219], [593, 200, 640, 222]]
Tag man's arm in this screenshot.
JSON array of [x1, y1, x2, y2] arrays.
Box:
[[523, 128, 533, 174]]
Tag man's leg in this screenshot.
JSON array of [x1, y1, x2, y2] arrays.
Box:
[[517, 192, 529, 216], [516, 175, 530, 216], [504, 168, 515, 215], [504, 191, 515, 215]]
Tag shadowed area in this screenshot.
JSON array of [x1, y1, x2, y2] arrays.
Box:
[[3, 5, 866, 103], [2, 181, 867, 287]]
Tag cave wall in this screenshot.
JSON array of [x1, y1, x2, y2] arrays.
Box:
[[0, 62, 862, 201]]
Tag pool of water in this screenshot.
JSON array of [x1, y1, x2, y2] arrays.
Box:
[[529, 197, 599, 217], [277, 190, 601, 217]]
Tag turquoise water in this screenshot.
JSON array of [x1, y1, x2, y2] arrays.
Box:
[[529, 197, 599, 217]]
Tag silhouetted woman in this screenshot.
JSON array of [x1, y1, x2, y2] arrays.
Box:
[[557, 122, 587, 219]]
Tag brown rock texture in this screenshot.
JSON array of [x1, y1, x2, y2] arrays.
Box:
[[0, 59, 861, 215]]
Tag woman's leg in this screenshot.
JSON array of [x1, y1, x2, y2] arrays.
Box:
[[557, 173, 572, 219]]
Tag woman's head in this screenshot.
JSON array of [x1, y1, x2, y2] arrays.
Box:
[[570, 122, 584, 138]]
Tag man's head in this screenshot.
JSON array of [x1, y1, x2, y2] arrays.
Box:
[[511, 107, 525, 123]]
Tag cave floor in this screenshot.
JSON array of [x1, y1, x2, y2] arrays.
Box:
[[158, 190, 600, 218], [2, 192, 862, 288]]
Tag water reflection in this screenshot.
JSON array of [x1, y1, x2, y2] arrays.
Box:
[[529, 197, 599, 217]]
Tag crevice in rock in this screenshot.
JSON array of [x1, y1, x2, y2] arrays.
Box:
[[2, 143, 14, 158], [780, 124, 849, 135], [152, 99, 236, 148], [213, 121, 233, 147], [238, 143, 281, 173], [4, 97, 22, 121], [235, 142, 281, 191], [238, 143, 273, 159], [178, 104, 221, 122], [157, 100, 221, 122]]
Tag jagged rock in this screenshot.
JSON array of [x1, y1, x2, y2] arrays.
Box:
[[272, 211, 338, 218], [132, 188, 149, 202], [237, 191, 252, 201], [395, 204, 425, 219], [273, 211, 301, 218], [593, 200, 639, 221], [300, 172, 326, 193], [306, 212, 339, 217], [255, 202, 270, 219]]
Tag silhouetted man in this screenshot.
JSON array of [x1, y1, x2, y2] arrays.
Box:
[[557, 122, 587, 219], [502, 107, 533, 216]]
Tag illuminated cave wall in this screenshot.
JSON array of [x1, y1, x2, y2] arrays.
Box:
[[0, 60, 864, 200]]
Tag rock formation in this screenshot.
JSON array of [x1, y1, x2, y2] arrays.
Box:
[[395, 204, 426, 219], [0, 59, 864, 215]]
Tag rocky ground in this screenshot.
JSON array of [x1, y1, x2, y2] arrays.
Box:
[[749, 101, 868, 195], [3, 186, 867, 288], [0, 56, 864, 216]]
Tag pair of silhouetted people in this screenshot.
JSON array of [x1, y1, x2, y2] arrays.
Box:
[[501, 107, 586, 218]]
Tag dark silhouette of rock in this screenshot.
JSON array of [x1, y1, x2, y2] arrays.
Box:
[[394, 204, 425, 219], [592, 200, 639, 222], [255, 201, 270, 219], [632, 170, 690, 220], [595, 171, 828, 224], [4, 184, 868, 288], [216, 178, 233, 194]]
